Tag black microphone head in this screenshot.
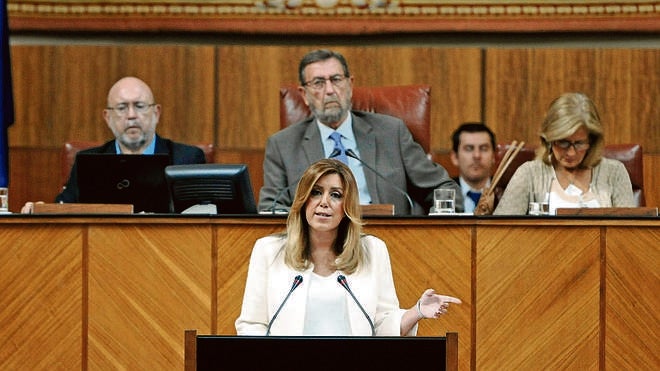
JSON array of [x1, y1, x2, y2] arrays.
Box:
[[337, 274, 347, 285], [293, 275, 303, 287], [329, 148, 341, 159], [345, 149, 358, 159]]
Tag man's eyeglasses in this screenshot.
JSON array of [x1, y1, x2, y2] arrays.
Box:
[[303, 75, 349, 91], [106, 102, 156, 116], [553, 139, 590, 151]]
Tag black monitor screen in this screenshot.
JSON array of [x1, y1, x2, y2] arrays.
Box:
[[165, 164, 257, 214]]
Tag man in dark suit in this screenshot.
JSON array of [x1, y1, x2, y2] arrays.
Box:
[[21, 76, 205, 213], [450, 122, 496, 213], [259, 49, 461, 215]]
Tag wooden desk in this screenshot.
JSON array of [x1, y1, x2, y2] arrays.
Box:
[[0, 215, 657, 370]]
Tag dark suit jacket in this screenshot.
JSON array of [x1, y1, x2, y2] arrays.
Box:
[[56, 135, 206, 204], [259, 111, 462, 215]]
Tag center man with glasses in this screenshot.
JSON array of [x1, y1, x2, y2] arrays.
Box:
[[259, 49, 461, 215], [52, 76, 207, 205]]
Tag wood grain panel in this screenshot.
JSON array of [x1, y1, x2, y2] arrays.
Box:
[[215, 46, 482, 151], [0, 225, 82, 369], [605, 227, 660, 370], [365, 224, 472, 371], [0, 217, 658, 370], [643, 154, 660, 208], [215, 223, 284, 334], [87, 225, 213, 370], [485, 49, 660, 153], [9, 45, 216, 147], [476, 226, 601, 369]]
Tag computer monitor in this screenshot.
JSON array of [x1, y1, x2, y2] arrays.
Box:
[[76, 153, 171, 213], [164, 164, 257, 214]]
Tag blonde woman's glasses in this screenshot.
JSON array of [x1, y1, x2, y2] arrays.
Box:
[[553, 140, 590, 151]]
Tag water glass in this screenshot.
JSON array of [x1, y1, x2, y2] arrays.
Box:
[[433, 188, 455, 214], [0, 187, 8, 212], [528, 201, 549, 216]]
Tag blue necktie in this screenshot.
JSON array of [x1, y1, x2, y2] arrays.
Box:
[[329, 132, 349, 165], [467, 190, 481, 205]]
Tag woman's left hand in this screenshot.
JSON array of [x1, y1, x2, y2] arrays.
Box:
[[417, 289, 462, 319]]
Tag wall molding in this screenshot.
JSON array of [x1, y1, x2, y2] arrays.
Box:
[[8, 0, 660, 33]]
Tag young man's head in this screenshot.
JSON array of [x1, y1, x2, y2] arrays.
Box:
[[450, 122, 496, 189]]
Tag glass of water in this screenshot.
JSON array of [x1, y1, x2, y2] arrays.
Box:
[[0, 187, 8, 213], [433, 188, 455, 214]]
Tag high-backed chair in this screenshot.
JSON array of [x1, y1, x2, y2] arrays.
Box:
[[494, 143, 645, 207], [61, 141, 215, 186], [279, 84, 431, 154]]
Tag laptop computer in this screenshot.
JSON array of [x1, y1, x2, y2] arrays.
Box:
[[76, 153, 171, 213]]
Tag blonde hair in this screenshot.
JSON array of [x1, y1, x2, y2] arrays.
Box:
[[537, 92, 605, 168], [284, 159, 365, 274]]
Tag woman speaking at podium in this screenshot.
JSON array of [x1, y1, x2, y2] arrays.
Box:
[[236, 159, 461, 336]]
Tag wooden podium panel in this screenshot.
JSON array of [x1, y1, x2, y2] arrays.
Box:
[[87, 224, 214, 370], [214, 223, 284, 335], [0, 216, 657, 370], [0, 225, 83, 370], [605, 227, 660, 369], [476, 225, 601, 370]]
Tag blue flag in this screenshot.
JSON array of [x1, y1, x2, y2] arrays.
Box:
[[0, 0, 14, 187]]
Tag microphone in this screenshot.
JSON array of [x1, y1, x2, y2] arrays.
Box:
[[337, 274, 375, 336], [328, 148, 341, 159], [344, 149, 414, 212], [266, 275, 303, 336]]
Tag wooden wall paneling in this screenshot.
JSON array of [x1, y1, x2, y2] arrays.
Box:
[[484, 49, 660, 153], [643, 154, 659, 207], [476, 226, 601, 369], [10, 45, 116, 146], [605, 227, 660, 370], [87, 225, 213, 370], [0, 225, 83, 369], [8, 146, 61, 211], [428, 48, 483, 151]]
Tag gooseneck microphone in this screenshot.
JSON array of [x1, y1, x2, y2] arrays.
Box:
[[266, 275, 303, 336], [343, 148, 414, 212], [337, 274, 375, 336]]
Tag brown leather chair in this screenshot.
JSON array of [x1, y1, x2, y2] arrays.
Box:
[[494, 143, 645, 206], [279, 84, 431, 154], [61, 141, 215, 186]]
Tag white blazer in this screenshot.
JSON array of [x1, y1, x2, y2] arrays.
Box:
[[235, 234, 416, 336]]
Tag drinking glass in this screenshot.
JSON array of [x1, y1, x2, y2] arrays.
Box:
[[433, 188, 455, 214]]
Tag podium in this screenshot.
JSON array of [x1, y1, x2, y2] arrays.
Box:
[[185, 329, 458, 370]]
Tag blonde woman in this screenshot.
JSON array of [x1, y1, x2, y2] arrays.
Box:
[[494, 92, 634, 215], [236, 159, 461, 336]]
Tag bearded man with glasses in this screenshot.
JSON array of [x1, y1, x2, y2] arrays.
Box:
[[21, 76, 206, 212], [494, 92, 634, 215], [259, 49, 461, 216]]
